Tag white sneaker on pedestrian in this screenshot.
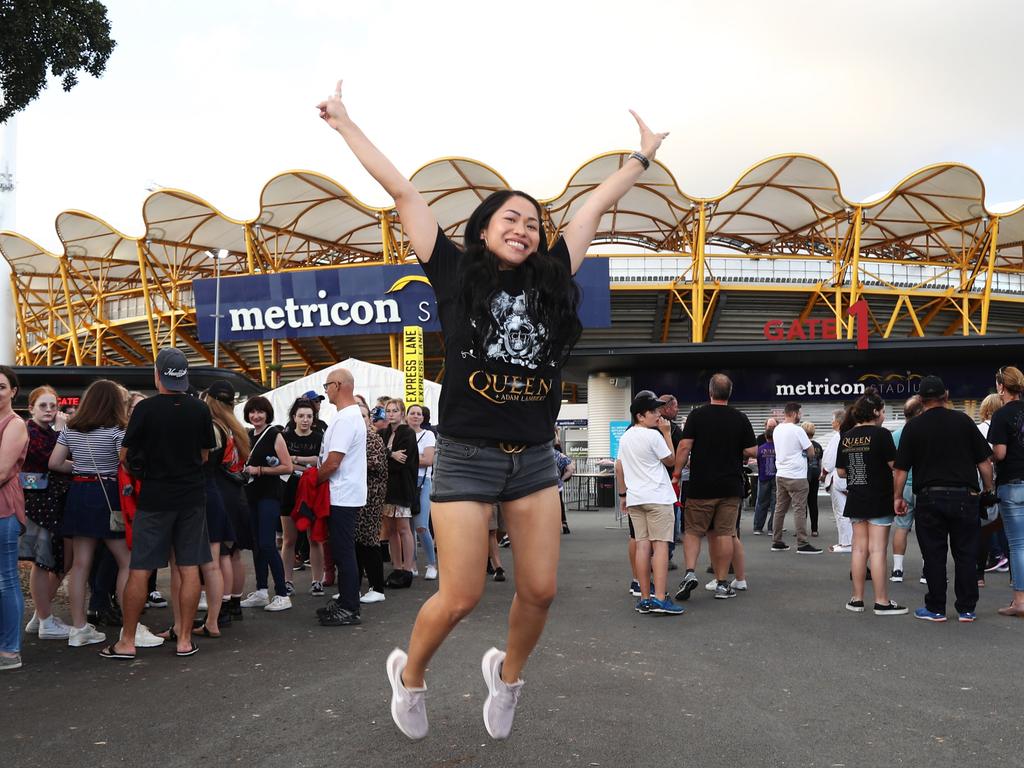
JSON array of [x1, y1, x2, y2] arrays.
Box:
[[332, 593, 340, 600], [360, 590, 386, 604], [386, 648, 428, 740], [704, 578, 717, 592], [68, 623, 106, 647], [730, 579, 748, 591], [264, 595, 292, 612], [481, 647, 524, 740], [240, 589, 269, 608], [411, 567, 419, 577], [197, 591, 208, 611], [424, 565, 438, 581], [132, 623, 165, 648], [24, 612, 39, 634], [145, 590, 168, 608], [37, 615, 71, 640]]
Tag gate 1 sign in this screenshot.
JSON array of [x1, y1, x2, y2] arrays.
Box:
[[193, 259, 611, 343], [403, 326, 425, 406]]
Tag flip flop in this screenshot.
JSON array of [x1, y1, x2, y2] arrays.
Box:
[[98, 644, 135, 660], [195, 625, 221, 639], [157, 627, 177, 641], [176, 641, 199, 657]]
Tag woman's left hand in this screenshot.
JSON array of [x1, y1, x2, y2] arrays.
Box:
[[245, 465, 260, 476], [391, 449, 407, 464], [629, 110, 669, 161]]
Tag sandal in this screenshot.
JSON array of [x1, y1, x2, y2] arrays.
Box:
[[176, 641, 199, 657], [157, 627, 177, 641], [195, 625, 221, 639], [98, 643, 135, 660]]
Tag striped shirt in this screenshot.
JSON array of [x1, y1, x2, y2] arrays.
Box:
[[57, 427, 125, 476]]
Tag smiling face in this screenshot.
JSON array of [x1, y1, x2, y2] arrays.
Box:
[[480, 195, 542, 269], [30, 392, 58, 425], [247, 409, 267, 430]]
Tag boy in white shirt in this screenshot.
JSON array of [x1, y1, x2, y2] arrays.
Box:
[[771, 402, 822, 554]]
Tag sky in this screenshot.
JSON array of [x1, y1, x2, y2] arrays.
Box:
[[5, 0, 1024, 252]]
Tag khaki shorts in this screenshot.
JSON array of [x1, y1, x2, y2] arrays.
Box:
[[627, 503, 675, 542], [383, 504, 412, 519], [684, 497, 741, 537]]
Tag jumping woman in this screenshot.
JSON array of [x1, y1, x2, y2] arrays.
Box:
[[318, 80, 668, 740]]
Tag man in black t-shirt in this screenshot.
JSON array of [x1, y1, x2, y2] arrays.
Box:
[[109, 348, 217, 659], [893, 376, 994, 622], [672, 374, 757, 601]]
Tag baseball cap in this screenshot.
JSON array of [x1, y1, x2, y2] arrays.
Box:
[[918, 375, 946, 399], [630, 393, 663, 417], [206, 380, 235, 405], [301, 389, 325, 402], [156, 347, 190, 392], [371, 405, 387, 423]]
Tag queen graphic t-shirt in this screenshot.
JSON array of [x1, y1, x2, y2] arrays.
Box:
[[418, 227, 573, 444]]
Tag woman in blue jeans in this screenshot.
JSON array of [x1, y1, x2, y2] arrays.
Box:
[[240, 397, 293, 613], [989, 365, 1024, 617], [0, 366, 30, 671]]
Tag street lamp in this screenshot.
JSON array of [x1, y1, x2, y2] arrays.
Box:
[[209, 249, 228, 368]]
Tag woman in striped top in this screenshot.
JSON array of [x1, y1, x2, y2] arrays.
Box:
[[48, 380, 131, 648]]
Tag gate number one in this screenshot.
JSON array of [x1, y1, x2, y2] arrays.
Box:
[[847, 299, 869, 350]]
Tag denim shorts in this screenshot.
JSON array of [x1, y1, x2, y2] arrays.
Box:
[[893, 487, 915, 530], [430, 436, 558, 504], [851, 515, 894, 527]]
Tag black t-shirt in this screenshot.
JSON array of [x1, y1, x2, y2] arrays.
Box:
[[281, 428, 323, 513], [418, 227, 573, 444], [122, 394, 216, 511], [680, 404, 756, 499], [988, 400, 1024, 485], [835, 425, 896, 518], [246, 426, 285, 501], [894, 407, 993, 493]]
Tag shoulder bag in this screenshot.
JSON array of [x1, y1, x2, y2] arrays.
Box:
[[85, 431, 124, 533]]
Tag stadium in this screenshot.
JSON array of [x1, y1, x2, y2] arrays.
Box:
[[3, 152, 1023, 452]]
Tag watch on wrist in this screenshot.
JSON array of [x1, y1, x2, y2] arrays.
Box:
[[618, 492, 627, 497]]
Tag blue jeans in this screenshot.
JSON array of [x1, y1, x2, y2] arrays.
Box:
[[329, 506, 360, 613], [251, 497, 288, 597], [1, 516, 24, 654], [413, 478, 436, 567], [998, 481, 1024, 591], [753, 479, 776, 532]]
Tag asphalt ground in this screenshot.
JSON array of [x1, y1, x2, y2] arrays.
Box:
[[5, 499, 1022, 768]]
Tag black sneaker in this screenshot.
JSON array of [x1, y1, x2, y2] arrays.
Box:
[[217, 611, 232, 628], [674, 571, 699, 601], [713, 581, 737, 600], [310, 581, 324, 596], [846, 599, 865, 613], [227, 597, 243, 619], [796, 543, 823, 555], [890, 569, 904, 583], [319, 606, 361, 626], [316, 598, 340, 618], [285, 581, 295, 597], [493, 567, 506, 582], [873, 601, 908, 616], [771, 542, 790, 552], [498, 535, 511, 548]]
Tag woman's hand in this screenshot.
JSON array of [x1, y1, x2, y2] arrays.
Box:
[[245, 465, 261, 476], [316, 80, 350, 131], [629, 110, 669, 161], [391, 449, 407, 464]]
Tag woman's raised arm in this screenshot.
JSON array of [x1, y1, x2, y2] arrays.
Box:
[[318, 80, 439, 262], [561, 111, 669, 273]]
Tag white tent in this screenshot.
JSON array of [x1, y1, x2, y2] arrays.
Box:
[[235, 358, 442, 428]]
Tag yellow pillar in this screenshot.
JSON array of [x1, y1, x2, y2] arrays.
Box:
[[135, 242, 158, 360], [846, 207, 863, 340], [9, 274, 30, 363], [57, 259, 83, 365], [691, 202, 707, 343], [980, 218, 1000, 334], [380, 210, 395, 264], [244, 223, 257, 274]]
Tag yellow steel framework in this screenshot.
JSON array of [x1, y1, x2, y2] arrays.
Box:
[[3, 154, 1024, 387]]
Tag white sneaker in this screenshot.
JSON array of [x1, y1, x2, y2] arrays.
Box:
[[197, 591, 208, 611], [37, 615, 71, 640], [411, 567, 419, 577], [704, 578, 717, 592], [360, 590, 386, 604], [240, 589, 269, 608], [424, 565, 438, 581], [24, 612, 40, 634], [132, 623, 165, 648], [730, 579, 748, 591], [481, 647, 523, 740], [68, 623, 106, 647], [332, 593, 340, 600], [264, 595, 292, 612], [386, 648, 428, 740]]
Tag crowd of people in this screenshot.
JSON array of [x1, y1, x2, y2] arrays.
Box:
[[615, 369, 1024, 624]]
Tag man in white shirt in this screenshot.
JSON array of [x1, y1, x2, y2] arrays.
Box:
[[771, 402, 822, 554], [316, 369, 368, 626], [614, 394, 685, 615]]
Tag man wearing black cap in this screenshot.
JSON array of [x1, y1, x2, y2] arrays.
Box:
[[106, 348, 217, 658], [300, 390, 329, 433], [893, 375, 995, 623]]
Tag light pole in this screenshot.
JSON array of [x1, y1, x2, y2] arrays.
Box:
[[210, 249, 228, 368]]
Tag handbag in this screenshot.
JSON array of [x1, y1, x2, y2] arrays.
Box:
[[84, 433, 123, 533], [19, 472, 49, 490]]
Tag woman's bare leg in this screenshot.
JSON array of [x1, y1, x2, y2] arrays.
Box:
[[68, 537, 98, 627], [397, 518, 416, 571], [103, 538, 132, 607], [202, 543, 223, 631], [499, 486, 561, 683], [230, 550, 246, 595], [309, 540, 324, 582], [403, 501, 491, 687], [29, 565, 54, 620], [868, 524, 890, 605], [850, 522, 868, 602]]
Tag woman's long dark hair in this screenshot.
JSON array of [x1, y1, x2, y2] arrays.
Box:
[[458, 190, 582, 368]]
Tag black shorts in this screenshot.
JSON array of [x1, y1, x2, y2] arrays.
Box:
[[130, 504, 213, 570], [430, 437, 558, 504]]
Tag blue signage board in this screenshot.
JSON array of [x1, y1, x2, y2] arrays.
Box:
[[194, 259, 611, 343], [609, 420, 630, 459]]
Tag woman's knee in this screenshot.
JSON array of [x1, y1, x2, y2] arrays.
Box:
[[516, 581, 557, 609], [438, 591, 482, 623]]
